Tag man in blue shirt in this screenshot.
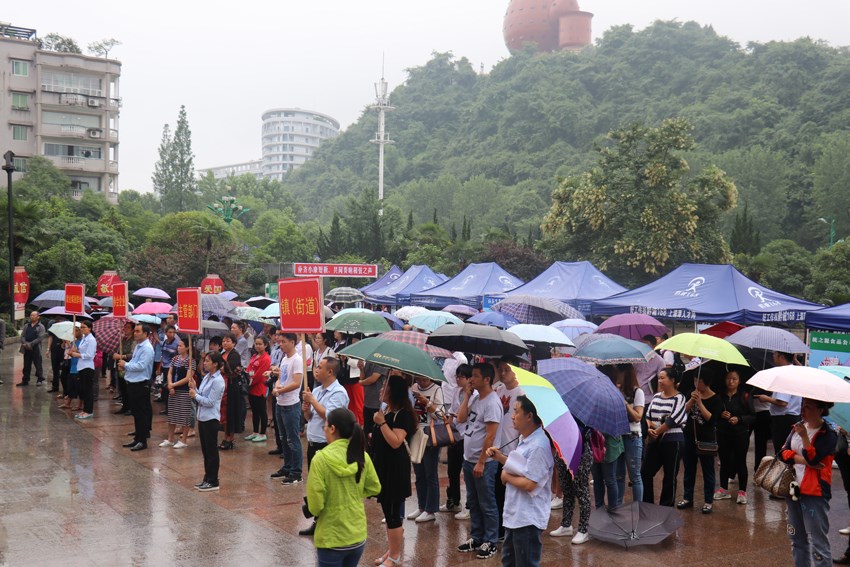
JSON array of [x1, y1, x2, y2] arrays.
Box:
[[119, 324, 155, 451]]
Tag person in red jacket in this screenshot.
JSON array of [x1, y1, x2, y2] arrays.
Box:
[[244, 336, 272, 443], [778, 398, 837, 567]]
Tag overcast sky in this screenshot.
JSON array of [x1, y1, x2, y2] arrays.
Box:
[[13, 0, 850, 193]]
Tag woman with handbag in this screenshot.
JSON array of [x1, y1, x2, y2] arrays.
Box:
[[641, 368, 687, 507], [370, 374, 416, 567], [779, 398, 838, 567], [678, 374, 721, 513], [406, 375, 445, 524], [715, 370, 754, 504]]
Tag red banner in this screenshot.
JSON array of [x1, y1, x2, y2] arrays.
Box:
[[200, 274, 224, 295], [65, 283, 86, 315], [277, 277, 324, 333], [96, 270, 120, 297], [176, 288, 202, 334], [13, 266, 28, 321], [112, 281, 129, 318], [293, 263, 378, 278]]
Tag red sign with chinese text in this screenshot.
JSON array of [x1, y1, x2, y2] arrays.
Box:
[[13, 266, 28, 320], [176, 288, 202, 334], [96, 270, 120, 297], [200, 274, 224, 295], [277, 277, 324, 333], [65, 283, 86, 315], [293, 263, 378, 278], [112, 281, 129, 318]]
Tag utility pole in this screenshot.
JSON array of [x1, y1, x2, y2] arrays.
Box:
[[2, 151, 15, 327], [370, 60, 394, 216]]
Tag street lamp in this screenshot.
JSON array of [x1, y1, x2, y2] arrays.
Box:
[[819, 217, 836, 248], [207, 195, 249, 225], [2, 151, 15, 327]]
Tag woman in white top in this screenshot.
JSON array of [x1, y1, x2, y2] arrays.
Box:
[[617, 363, 645, 502], [407, 375, 445, 524]]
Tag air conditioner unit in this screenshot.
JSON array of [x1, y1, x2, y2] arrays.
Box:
[[88, 129, 102, 139], [87, 99, 101, 107]]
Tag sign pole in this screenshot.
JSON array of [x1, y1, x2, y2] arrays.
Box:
[[301, 333, 308, 391]]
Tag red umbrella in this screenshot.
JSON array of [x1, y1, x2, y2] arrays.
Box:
[[132, 302, 173, 315], [700, 321, 745, 339], [379, 330, 454, 359], [93, 315, 130, 353]]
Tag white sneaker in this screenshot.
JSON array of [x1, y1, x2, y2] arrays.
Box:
[[159, 440, 174, 447], [550, 525, 574, 537], [550, 496, 564, 509], [406, 508, 424, 520], [439, 502, 461, 513], [454, 509, 470, 520], [173, 441, 188, 449], [415, 511, 436, 523], [839, 526, 850, 535], [572, 531, 591, 545]]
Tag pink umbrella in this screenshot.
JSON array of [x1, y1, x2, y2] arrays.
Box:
[[595, 313, 667, 341], [132, 287, 171, 300], [132, 302, 173, 315]]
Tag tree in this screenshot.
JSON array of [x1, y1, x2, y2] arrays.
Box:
[[87, 38, 121, 58], [37, 33, 82, 53], [13, 156, 72, 200], [805, 240, 850, 305], [152, 106, 198, 213], [812, 132, 850, 242], [729, 202, 761, 255]]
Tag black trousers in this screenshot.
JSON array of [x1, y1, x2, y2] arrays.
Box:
[[307, 441, 327, 470], [641, 439, 682, 507], [51, 349, 64, 390], [718, 429, 750, 491], [78, 368, 96, 414], [126, 381, 152, 445], [446, 439, 465, 505], [771, 413, 800, 457], [751, 410, 772, 472], [199, 419, 220, 485], [22, 346, 43, 383], [248, 394, 267, 434]]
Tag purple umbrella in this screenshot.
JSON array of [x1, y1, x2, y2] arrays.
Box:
[[595, 313, 667, 341], [442, 304, 479, 319], [132, 287, 171, 300], [40, 306, 92, 319], [219, 291, 238, 301]]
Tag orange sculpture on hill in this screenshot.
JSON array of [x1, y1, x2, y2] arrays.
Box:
[[503, 0, 593, 53]]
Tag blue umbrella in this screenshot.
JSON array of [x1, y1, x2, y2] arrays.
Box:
[[467, 311, 519, 329], [376, 311, 405, 330], [409, 311, 463, 333], [538, 358, 631, 436], [492, 295, 584, 325], [573, 337, 655, 365]]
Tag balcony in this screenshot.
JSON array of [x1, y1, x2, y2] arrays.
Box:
[[109, 129, 119, 141], [41, 123, 87, 138], [47, 155, 110, 173]]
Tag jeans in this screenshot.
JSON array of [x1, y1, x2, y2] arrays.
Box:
[[276, 403, 303, 478], [591, 460, 619, 509], [682, 437, 716, 503], [316, 542, 365, 567], [618, 434, 644, 502], [501, 525, 542, 567], [463, 459, 499, 545], [414, 446, 440, 513], [198, 419, 220, 485], [786, 495, 832, 567], [641, 439, 682, 507]]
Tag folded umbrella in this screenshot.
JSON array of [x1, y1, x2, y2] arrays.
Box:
[[492, 295, 584, 325], [409, 311, 464, 333], [725, 326, 810, 354], [337, 337, 445, 382], [589, 501, 683, 549], [426, 323, 528, 357], [596, 313, 667, 341], [467, 311, 520, 329], [747, 365, 850, 403]]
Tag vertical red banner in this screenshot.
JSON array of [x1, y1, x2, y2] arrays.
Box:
[[13, 266, 29, 321], [65, 283, 86, 315], [277, 277, 324, 333], [112, 281, 129, 318], [176, 288, 202, 335]]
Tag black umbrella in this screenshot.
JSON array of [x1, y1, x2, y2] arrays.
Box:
[[588, 501, 683, 549], [425, 323, 528, 357]]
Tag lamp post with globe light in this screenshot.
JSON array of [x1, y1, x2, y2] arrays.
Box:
[[2, 151, 15, 326], [207, 195, 249, 225], [819, 217, 836, 249]]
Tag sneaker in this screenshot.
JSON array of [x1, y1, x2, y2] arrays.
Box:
[[252, 434, 267, 442], [281, 475, 302, 486], [159, 440, 175, 447], [36, 381, 44, 386], [457, 538, 481, 553], [476, 542, 497, 560], [440, 502, 461, 513], [196, 482, 219, 492], [193, 481, 205, 488], [414, 511, 436, 523], [454, 509, 470, 520], [406, 508, 424, 520], [270, 470, 288, 479], [550, 525, 574, 537], [571, 531, 591, 545], [244, 433, 257, 441], [550, 496, 563, 509], [840, 526, 850, 536], [713, 488, 731, 500], [737, 491, 748, 505], [173, 441, 188, 449], [75, 413, 93, 420]]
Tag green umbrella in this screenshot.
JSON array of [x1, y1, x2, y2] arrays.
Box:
[[655, 332, 749, 366], [337, 337, 445, 382], [325, 311, 391, 335]]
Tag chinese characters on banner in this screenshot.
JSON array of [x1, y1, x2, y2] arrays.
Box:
[[96, 270, 120, 297], [277, 277, 324, 333], [13, 266, 29, 320], [112, 281, 129, 318], [65, 283, 86, 315], [176, 288, 202, 334], [809, 331, 850, 367], [293, 263, 378, 278], [200, 274, 224, 295]]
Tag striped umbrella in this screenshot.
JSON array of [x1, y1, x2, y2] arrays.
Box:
[[492, 295, 584, 325], [93, 315, 129, 353], [201, 294, 235, 319], [379, 330, 453, 358], [325, 287, 365, 304]]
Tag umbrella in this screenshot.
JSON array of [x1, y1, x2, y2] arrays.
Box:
[[130, 314, 162, 325], [200, 294, 235, 319], [92, 316, 129, 353], [820, 367, 850, 430], [378, 330, 453, 358], [85, 296, 100, 305], [589, 501, 683, 549], [376, 311, 405, 330], [573, 337, 655, 365], [98, 296, 135, 311], [595, 314, 668, 341], [538, 358, 630, 436], [31, 290, 92, 310], [442, 304, 478, 318], [656, 333, 749, 366], [325, 311, 391, 335], [467, 311, 520, 329], [550, 319, 598, 340], [492, 295, 584, 325], [219, 291, 238, 301], [425, 323, 528, 357], [260, 303, 281, 318], [325, 287, 365, 304], [747, 366, 850, 403], [132, 287, 170, 300], [394, 306, 429, 321], [40, 306, 92, 319], [508, 324, 575, 348], [725, 326, 810, 354], [572, 333, 627, 349], [699, 321, 745, 339], [48, 320, 80, 342], [332, 308, 374, 318], [409, 311, 464, 333], [230, 306, 267, 323], [245, 295, 276, 309], [323, 305, 334, 320], [132, 302, 173, 315], [512, 365, 582, 473], [337, 337, 445, 382], [201, 319, 230, 338]]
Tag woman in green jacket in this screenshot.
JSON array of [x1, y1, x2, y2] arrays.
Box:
[[307, 407, 381, 567]]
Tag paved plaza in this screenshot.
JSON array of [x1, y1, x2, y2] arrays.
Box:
[[0, 346, 844, 566]]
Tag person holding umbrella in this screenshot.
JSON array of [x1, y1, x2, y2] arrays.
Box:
[[677, 374, 721, 513]]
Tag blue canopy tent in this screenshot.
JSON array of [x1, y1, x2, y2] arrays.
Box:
[[806, 303, 850, 331], [494, 261, 626, 315], [591, 263, 823, 324], [366, 265, 447, 306], [410, 262, 523, 310], [359, 265, 403, 294]]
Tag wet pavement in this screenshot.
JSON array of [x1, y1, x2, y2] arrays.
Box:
[[0, 347, 845, 566]]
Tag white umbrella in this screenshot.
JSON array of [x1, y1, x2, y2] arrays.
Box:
[[509, 324, 575, 347], [48, 320, 80, 342], [394, 306, 429, 321], [747, 366, 850, 403]]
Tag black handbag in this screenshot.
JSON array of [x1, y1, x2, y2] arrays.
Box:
[[694, 419, 718, 456]]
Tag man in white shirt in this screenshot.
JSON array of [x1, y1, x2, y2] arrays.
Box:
[[269, 333, 303, 486], [495, 358, 525, 541]]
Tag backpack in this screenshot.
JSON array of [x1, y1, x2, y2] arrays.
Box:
[[589, 429, 606, 463]]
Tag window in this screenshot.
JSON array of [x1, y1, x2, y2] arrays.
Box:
[[12, 125, 27, 141], [12, 93, 29, 110], [12, 60, 29, 76], [13, 157, 28, 173]]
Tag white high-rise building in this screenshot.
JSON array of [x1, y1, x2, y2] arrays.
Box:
[[260, 108, 339, 181]]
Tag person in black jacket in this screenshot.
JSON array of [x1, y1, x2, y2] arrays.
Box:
[[714, 370, 754, 504]]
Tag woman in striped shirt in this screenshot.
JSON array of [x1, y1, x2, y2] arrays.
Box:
[[641, 368, 687, 507]]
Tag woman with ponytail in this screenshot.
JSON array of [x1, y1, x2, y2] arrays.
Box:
[[306, 407, 381, 567]]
